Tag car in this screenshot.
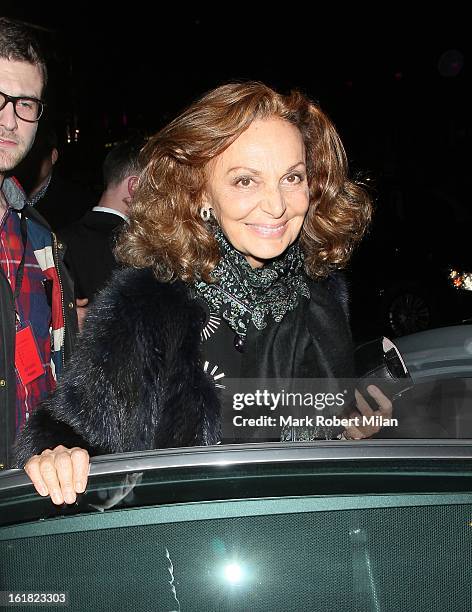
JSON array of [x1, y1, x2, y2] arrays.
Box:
[[1, 440, 472, 611], [348, 181, 472, 340], [2, 325, 472, 611], [349, 236, 472, 341], [369, 325, 472, 439]]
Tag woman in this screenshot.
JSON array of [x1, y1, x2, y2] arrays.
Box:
[[15, 81, 392, 505]]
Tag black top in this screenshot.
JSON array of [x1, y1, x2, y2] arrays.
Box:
[[195, 230, 353, 443], [198, 287, 325, 443], [59, 210, 125, 301]]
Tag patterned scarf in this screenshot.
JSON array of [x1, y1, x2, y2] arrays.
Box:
[[194, 228, 310, 338]]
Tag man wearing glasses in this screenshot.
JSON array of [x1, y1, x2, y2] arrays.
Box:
[[0, 18, 77, 469]]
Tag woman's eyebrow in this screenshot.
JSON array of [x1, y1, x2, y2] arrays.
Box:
[[226, 166, 262, 175], [226, 162, 306, 175], [285, 162, 306, 172]]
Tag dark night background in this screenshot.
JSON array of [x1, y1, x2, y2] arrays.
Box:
[[2, 8, 467, 187], [2, 6, 470, 337]]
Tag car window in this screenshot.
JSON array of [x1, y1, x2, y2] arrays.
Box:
[[2, 493, 472, 611], [1, 446, 472, 611]]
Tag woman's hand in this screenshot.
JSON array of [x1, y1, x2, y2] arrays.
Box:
[[24, 445, 90, 505], [344, 385, 393, 440]]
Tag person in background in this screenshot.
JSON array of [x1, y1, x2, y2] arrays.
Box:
[[22, 123, 58, 207], [16, 81, 392, 504], [14, 121, 97, 231], [0, 17, 77, 470], [58, 139, 143, 320]]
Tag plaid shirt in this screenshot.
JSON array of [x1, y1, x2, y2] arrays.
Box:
[[0, 179, 65, 434]]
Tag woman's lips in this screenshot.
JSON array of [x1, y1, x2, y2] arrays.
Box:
[[245, 221, 288, 237]]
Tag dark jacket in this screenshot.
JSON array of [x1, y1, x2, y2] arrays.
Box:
[[0, 182, 78, 469], [33, 173, 97, 232], [14, 267, 353, 467], [59, 210, 125, 301]]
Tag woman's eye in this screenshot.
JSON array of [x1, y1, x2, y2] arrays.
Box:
[[285, 173, 303, 184], [235, 177, 254, 187]]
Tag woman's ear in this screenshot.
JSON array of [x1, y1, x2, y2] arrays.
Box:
[[200, 190, 212, 208]]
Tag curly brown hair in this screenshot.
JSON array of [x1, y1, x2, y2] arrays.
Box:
[[115, 81, 372, 281]]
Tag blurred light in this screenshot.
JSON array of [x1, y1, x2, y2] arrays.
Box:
[[223, 563, 243, 584], [105, 141, 121, 149], [449, 269, 472, 291]]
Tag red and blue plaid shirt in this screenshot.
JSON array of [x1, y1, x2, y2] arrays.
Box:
[[1, 189, 59, 434]]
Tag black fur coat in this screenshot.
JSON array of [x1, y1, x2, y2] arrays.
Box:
[[14, 267, 353, 467]]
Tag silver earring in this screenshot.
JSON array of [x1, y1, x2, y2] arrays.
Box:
[[200, 207, 211, 221]]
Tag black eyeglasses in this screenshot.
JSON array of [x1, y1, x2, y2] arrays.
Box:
[[0, 90, 44, 123]]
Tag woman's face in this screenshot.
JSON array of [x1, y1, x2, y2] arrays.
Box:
[[205, 118, 310, 268]]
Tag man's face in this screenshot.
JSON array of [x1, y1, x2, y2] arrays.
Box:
[[0, 58, 43, 175]]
